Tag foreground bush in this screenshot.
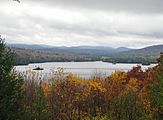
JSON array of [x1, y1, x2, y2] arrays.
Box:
[[21, 54, 163, 120], [0, 36, 24, 120]]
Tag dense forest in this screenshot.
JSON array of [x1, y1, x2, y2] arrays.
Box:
[[1, 37, 163, 120]]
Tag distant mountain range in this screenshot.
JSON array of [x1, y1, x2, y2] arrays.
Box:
[[8, 44, 163, 65], [8, 44, 53, 50], [8, 44, 132, 56]]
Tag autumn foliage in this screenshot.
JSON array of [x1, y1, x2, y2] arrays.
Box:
[[21, 54, 163, 120]]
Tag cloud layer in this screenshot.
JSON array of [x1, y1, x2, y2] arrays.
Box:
[[0, 0, 163, 48]]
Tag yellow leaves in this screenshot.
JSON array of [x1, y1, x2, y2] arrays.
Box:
[[87, 80, 106, 92], [79, 80, 106, 99], [104, 71, 128, 99], [125, 78, 139, 93], [110, 71, 127, 84], [66, 73, 83, 85], [142, 99, 155, 116], [143, 99, 151, 111]]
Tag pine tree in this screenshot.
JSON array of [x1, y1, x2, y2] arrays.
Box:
[[149, 54, 163, 119], [0, 36, 24, 120], [33, 84, 50, 120]]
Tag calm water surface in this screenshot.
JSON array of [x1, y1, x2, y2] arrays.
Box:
[[15, 61, 156, 79]]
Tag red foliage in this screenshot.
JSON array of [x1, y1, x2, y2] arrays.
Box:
[[127, 66, 145, 81]]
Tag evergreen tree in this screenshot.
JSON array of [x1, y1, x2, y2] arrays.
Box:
[[0, 36, 24, 120], [149, 54, 163, 119], [33, 84, 50, 120]]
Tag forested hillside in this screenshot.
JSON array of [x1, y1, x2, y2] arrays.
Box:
[[11, 47, 99, 65], [103, 45, 163, 63]]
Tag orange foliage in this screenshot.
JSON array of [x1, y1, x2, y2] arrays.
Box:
[[23, 59, 162, 120], [103, 71, 128, 101], [40, 80, 51, 96], [125, 78, 139, 93]]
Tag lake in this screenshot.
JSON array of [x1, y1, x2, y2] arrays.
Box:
[[15, 61, 156, 79]]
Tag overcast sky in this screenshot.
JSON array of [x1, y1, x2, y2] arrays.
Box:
[[0, 0, 163, 48]]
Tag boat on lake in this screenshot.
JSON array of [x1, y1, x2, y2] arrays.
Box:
[[33, 67, 44, 70]]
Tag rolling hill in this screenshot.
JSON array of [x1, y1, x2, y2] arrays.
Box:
[[104, 45, 163, 63], [117, 45, 163, 56], [8, 44, 132, 56], [11, 47, 100, 65], [9, 44, 163, 65]]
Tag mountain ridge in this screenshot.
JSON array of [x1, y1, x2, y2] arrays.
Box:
[[8, 44, 163, 65], [7, 44, 133, 56], [104, 44, 163, 63]]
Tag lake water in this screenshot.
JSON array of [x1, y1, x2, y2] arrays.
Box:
[[15, 61, 156, 79]]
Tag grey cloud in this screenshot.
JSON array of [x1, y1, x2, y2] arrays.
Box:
[[117, 31, 163, 39], [27, 0, 163, 14], [0, 0, 163, 48]]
